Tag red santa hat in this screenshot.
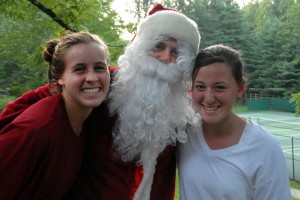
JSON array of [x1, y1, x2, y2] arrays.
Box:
[[134, 3, 200, 55]]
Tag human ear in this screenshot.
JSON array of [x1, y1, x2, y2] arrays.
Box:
[[237, 80, 246, 98], [58, 78, 64, 86]]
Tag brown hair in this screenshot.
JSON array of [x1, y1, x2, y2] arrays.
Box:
[[192, 44, 247, 86]]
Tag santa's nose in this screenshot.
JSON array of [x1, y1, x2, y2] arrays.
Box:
[[158, 49, 174, 64]]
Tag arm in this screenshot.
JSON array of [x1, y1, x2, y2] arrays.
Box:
[[0, 121, 43, 199]]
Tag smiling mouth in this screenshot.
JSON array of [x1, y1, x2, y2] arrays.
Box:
[[82, 88, 100, 94], [202, 105, 221, 111]]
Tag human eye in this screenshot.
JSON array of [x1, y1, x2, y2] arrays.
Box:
[[215, 85, 225, 92], [94, 63, 107, 72], [153, 42, 165, 52], [73, 65, 86, 73], [193, 83, 205, 91], [171, 48, 178, 57]]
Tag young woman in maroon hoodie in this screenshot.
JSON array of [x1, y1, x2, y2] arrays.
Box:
[[0, 31, 110, 199]]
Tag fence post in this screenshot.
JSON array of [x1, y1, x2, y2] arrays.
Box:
[[292, 137, 295, 180]]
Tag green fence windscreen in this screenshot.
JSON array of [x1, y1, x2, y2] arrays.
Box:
[[247, 98, 295, 112]]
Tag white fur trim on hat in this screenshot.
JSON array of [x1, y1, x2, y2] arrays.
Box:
[[135, 10, 200, 55]]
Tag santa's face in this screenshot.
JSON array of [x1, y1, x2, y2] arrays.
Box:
[[150, 38, 178, 64], [136, 37, 185, 83]]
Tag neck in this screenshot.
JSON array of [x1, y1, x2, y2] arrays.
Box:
[[202, 113, 246, 150], [63, 97, 92, 136]]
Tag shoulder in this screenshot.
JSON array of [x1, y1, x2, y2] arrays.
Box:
[[246, 120, 276, 141], [0, 94, 68, 141], [25, 93, 63, 115], [9, 94, 65, 129], [245, 120, 283, 153]]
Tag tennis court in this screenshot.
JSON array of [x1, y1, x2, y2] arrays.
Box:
[[238, 110, 300, 181]]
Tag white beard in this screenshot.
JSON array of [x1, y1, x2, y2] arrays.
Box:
[[108, 37, 197, 200]]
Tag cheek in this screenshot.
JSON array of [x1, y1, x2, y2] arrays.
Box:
[[67, 76, 82, 86], [62, 75, 86, 90], [191, 92, 198, 102], [99, 73, 110, 89], [170, 56, 177, 63], [150, 52, 158, 59], [222, 93, 237, 105], [192, 91, 203, 104]]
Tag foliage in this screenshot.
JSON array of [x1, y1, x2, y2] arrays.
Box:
[[0, 96, 16, 111], [290, 93, 300, 116], [0, 0, 127, 96]]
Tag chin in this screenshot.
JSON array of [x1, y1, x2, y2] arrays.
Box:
[[84, 98, 105, 108]]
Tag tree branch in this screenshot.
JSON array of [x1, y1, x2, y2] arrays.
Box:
[[27, 0, 77, 32]]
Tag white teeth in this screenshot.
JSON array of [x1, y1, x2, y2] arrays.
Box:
[[204, 106, 219, 111], [82, 88, 100, 94]]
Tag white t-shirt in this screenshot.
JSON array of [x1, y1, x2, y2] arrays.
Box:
[[177, 120, 291, 200]]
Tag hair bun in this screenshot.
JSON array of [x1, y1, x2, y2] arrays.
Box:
[[43, 39, 59, 64]]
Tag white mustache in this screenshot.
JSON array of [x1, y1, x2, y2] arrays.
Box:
[[139, 57, 181, 83]]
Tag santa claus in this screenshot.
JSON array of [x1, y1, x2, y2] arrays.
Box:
[[108, 3, 200, 200]]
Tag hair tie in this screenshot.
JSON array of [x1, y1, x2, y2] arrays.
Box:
[[54, 44, 59, 52]]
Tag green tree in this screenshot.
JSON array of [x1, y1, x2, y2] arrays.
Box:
[[241, 0, 300, 97], [281, 0, 300, 114], [0, 0, 127, 96]]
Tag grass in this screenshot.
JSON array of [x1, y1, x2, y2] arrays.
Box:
[[175, 170, 180, 200], [0, 96, 15, 111], [291, 181, 300, 200], [291, 181, 300, 190]]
